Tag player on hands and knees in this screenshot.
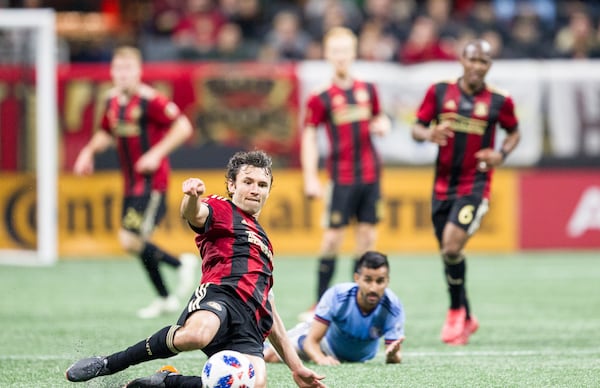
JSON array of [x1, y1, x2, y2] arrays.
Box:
[[264, 251, 405, 365]]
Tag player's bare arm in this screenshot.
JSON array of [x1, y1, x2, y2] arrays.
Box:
[[412, 120, 454, 146], [180, 178, 209, 228], [267, 294, 327, 387], [73, 131, 114, 176], [385, 338, 404, 364], [301, 125, 322, 198], [303, 320, 339, 366], [475, 128, 521, 171], [135, 115, 193, 174]]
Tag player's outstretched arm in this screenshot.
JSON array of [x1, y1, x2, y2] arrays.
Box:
[[385, 338, 404, 364], [303, 320, 339, 366], [267, 293, 327, 388]]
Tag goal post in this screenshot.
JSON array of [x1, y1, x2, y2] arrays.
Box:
[[0, 9, 57, 265]]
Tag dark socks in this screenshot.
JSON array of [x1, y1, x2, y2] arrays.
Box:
[[317, 257, 336, 299], [140, 243, 170, 296], [106, 325, 181, 373], [443, 254, 466, 310]]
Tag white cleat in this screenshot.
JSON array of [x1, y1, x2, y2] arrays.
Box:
[[137, 295, 180, 319], [176, 253, 199, 299]]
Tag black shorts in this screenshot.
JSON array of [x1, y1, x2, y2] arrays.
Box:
[[177, 283, 270, 358], [121, 191, 167, 237], [325, 182, 381, 228], [431, 196, 489, 243]]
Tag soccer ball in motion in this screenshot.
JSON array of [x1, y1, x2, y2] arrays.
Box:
[[201, 350, 256, 388]]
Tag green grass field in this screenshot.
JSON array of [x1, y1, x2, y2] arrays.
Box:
[[1, 252, 599, 388]]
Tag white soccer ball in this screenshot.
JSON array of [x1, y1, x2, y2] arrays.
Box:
[[201, 350, 256, 388]]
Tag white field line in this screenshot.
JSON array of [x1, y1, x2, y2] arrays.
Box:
[[1, 348, 599, 361], [404, 348, 600, 357]]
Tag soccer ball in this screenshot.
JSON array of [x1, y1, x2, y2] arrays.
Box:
[[201, 350, 256, 388]]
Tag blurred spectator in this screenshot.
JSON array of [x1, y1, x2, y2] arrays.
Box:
[[493, 0, 557, 29], [149, 0, 184, 37], [465, 0, 511, 46], [361, 0, 413, 46], [262, 9, 311, 61], [172, 0, 226, 59], [423, 0, 462, 40], [554, 7, 600, 59], [397, 15, 456, 64], [223, 0, 270, 44], [321, 0, 362, 38], [503, 12, 551, 59], [7, 0, 600, 63], [304, 0, 363, 40], [304, 38, 324, 60], [203, 22, 258, 61], [357, 21, 397, 61]]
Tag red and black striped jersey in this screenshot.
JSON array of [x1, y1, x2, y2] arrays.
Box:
[[304, 79, 382, 185], [415, 79, 518, 200], [191, 195, 274, 338], [100, 84, 181, 196]]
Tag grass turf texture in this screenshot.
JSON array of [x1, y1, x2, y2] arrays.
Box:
[[1, 253, 599, 387]]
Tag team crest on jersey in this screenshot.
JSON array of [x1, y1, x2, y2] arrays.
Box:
[[354, 89, 369, 103], [207, 301, 223, 311], [474, 102, 488, 117], [332, 94, 345, 107], [443, 100, 457, 111]]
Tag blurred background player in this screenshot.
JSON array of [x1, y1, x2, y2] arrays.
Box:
[[300, 27, 391, 321], [66, 150, 326, 388], [73, 46, 197, 319], [411, 39, 521, 345], [264, 250, 404, 365]]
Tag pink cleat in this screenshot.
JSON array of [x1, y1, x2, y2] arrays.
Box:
[[441, 307, 466, 343]]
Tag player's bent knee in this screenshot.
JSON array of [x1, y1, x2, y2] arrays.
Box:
[[173, 326, 212, 351], [174, 311, 220, 351]]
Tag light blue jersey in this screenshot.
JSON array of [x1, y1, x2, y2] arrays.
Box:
[[313, 282, 405, 362]]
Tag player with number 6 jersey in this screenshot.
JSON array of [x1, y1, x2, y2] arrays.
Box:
[[411, 39, 521, 345]]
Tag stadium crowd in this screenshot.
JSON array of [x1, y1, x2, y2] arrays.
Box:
[[2, 0, 600, 63]]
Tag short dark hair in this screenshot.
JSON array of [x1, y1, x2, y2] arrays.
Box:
[[356, 251, 389, 273], [225, 150, 273, 196]]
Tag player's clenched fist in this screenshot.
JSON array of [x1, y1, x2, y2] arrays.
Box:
[[182, 178, 205, 197]]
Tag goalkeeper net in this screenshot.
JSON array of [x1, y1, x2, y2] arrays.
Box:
[[0, 9, 57, 265]]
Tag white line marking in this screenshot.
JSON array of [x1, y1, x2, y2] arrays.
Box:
[[3, 348, 599, 361]]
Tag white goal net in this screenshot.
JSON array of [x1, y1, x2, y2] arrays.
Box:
[[0, 9, 57, 265]]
